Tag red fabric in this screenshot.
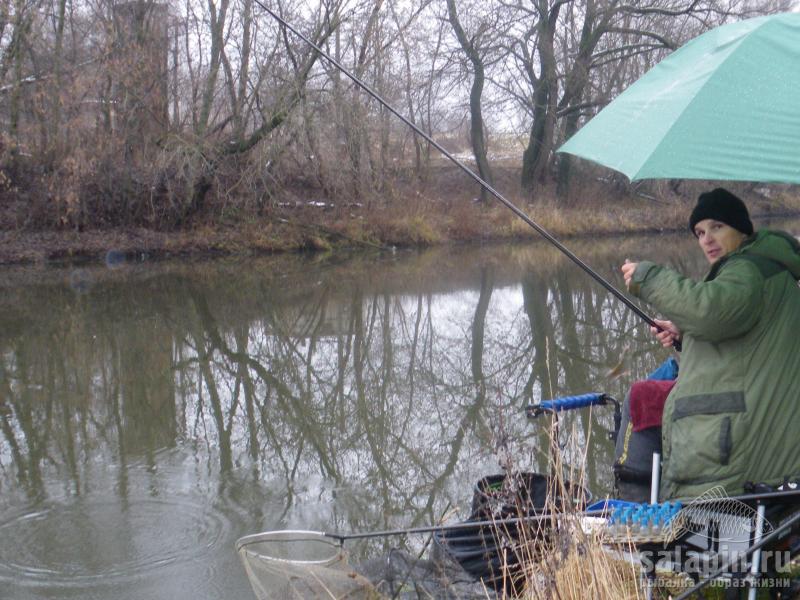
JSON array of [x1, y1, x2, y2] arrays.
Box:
[[630, 379, 676, 432]]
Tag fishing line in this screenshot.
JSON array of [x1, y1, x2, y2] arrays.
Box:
[[254, 0, 667, 334]]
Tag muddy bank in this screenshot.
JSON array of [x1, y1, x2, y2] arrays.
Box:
[[1, 183, 798, 267]]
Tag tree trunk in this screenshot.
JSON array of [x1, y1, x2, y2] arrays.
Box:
[[556, 0, 602, 196], [234, 0, 252, 138], [48, 0, 68, 161], [389, 0, 424, 178], [521, 82, 550, 190], [556, 109, 580, 196], [521, 1, 560, 193], [468, 62, 493, 202], [8, 0, 28, 155], [196, 0, 230, 135], [446, 0, 493, 202]]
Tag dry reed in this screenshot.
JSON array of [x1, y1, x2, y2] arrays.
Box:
[[482, 417, 645, 600]]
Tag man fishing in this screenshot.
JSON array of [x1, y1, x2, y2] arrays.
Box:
[[619, 188, 800, 500]]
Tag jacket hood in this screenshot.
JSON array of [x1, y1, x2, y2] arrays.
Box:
[[739, 230, 800, 280]]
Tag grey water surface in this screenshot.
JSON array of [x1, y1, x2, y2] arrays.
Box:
[[0, 223, 795, 599]]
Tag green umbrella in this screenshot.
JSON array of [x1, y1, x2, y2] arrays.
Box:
[[558, 12, 800, 184]]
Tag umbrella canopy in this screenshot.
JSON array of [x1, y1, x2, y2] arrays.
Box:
[[558, 13, 800, 184]]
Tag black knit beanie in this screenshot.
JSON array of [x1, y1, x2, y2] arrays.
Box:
[[689, 188, 753, 236]]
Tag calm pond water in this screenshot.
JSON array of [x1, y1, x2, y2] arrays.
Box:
[[0, 223, 796, 599]]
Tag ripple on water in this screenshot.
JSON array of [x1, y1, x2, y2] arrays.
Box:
[[0, 495, 232, 590]]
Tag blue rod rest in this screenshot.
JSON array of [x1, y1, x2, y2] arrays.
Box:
[[526, 393, 606, 418]]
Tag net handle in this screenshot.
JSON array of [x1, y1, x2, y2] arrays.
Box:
[[239, 510, 610, 548]]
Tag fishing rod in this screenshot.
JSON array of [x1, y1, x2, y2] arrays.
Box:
[[255, 1, 669, 337]]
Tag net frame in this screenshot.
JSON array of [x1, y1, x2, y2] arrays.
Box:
[[236, 530, 378, 600], [664, 486, 774, 544]]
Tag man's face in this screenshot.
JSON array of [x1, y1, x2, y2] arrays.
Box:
[[693, 218, 747, 264]]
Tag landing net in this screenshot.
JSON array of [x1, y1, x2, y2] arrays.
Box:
[[236, 530, 379, 600], [665, 486, 773, 544]]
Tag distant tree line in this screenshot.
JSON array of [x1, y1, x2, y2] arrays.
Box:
[[0, 0, 790, 229]]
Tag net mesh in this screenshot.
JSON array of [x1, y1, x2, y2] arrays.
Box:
[[665, 486, 773, 544], [237, 531, 380, 600], [237, 529, 492, 599]]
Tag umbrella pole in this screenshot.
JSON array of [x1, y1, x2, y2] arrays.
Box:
[[255, 1, 666, 334]]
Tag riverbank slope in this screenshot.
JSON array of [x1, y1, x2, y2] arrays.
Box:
[[2, 176, 798, 266]]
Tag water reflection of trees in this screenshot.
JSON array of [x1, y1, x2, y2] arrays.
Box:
[[0, 238, 703, 535]]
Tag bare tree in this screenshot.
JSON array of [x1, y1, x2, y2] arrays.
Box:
[[0, 0, 791, 228], [495, 0, 790, 197], [445, 0, 497, 202]]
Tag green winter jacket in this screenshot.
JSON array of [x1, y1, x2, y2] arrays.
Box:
[[629, 230, 800, 500]]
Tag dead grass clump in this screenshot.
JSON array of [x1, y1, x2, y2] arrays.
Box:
[[483, 418, 644, 600], [397, 215, 442, 245], [520, 524, 642, 600], [441, 201, 491, 240], [369, 211, 444, 246], [339, 219, 380, 247]]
